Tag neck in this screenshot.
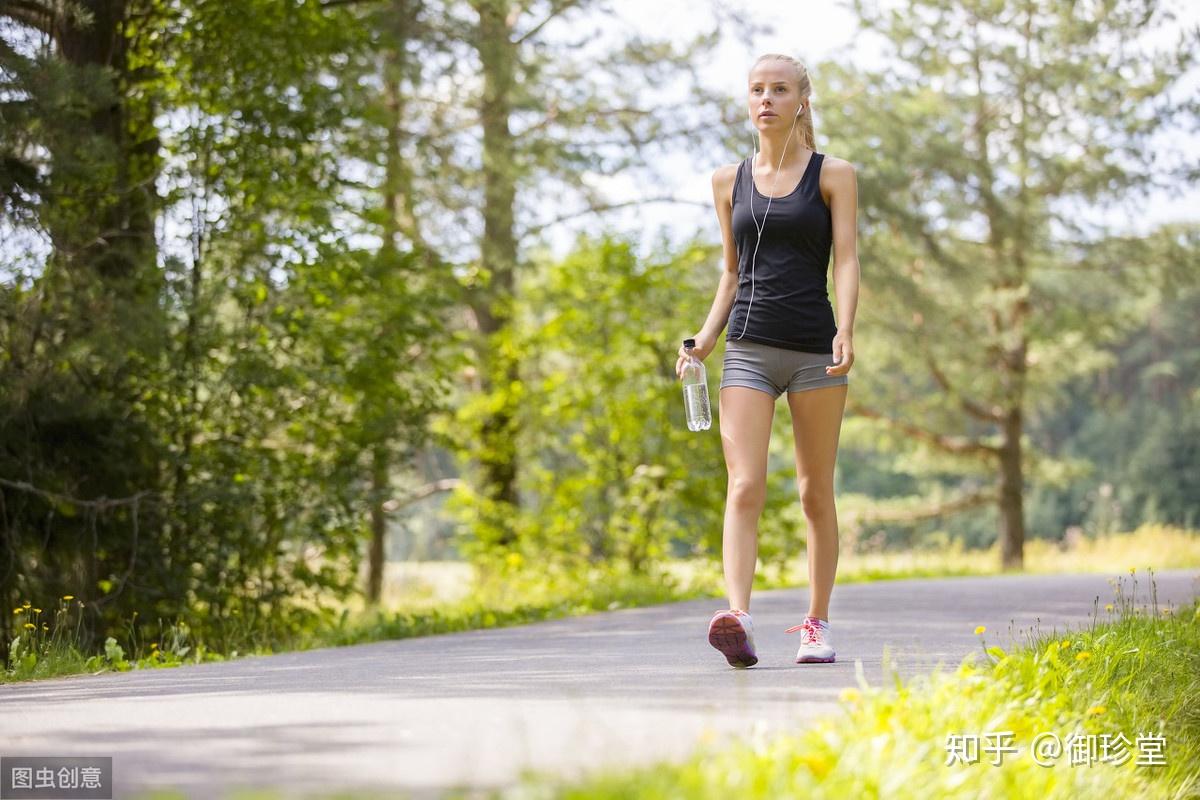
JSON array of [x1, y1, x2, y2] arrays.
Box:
[[756, 126, 807, 172]]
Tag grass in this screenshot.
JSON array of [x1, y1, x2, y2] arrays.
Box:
[[671, 522, 1200, 595], [3, 563, 715, 684], [475, 567, 1200, 800], [5, 523, 1197, 686]]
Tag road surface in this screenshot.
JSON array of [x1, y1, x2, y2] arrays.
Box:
[[2, 568, 1197, 799]]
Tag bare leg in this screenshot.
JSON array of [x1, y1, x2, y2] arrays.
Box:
[[718, 385, 775, 612], [786, 383, 848, 622]]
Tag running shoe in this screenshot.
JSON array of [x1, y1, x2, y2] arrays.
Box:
[[707, 609, 757, 668], [787, 616, 835, 663]]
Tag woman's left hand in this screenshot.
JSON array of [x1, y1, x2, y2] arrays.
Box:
[[826, 330, 854, 376]]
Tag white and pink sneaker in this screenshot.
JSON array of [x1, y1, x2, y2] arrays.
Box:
[[707, 609, 757, 668], [787, 616, 835, 663]]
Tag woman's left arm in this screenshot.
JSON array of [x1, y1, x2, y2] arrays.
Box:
[[824, 158, 860, 377]]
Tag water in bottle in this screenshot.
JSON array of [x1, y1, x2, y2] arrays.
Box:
[[681, 338, 711, 431]]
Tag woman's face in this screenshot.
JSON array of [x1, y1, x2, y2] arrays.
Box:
[[747, 62, 802, 131]]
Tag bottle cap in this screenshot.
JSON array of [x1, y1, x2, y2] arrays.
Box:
[[683, 338, 696, 348]]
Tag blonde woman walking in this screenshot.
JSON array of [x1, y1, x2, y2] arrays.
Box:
[[676, 54, 860, 668]]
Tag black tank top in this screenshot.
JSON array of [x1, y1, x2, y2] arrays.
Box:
[[725, 151, 838, 354]]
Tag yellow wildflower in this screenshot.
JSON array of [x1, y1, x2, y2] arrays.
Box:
[[1087, 706, 1106, 715], [1160, 608, 1172, 615], [1105, 604, 1114, 613], [22, 601, 30, 608], [33, 608, 41, 614], [1076, 651, 1092, 661], [974, 625, 986, 635], [23, 623, 35, 629], [799, 752, 833, 778], [62, 595, 74, 601]]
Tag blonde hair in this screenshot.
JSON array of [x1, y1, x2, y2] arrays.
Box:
[[751, 54, 816, 151]]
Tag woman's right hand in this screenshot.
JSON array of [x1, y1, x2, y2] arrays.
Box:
[[676, 334, 714, 380]]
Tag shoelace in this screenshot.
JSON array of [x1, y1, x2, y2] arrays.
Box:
[[785, 619, 824, 645]]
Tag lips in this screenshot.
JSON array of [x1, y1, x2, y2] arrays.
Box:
[[759, 112, 777, 118]]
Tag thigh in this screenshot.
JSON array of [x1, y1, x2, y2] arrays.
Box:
[[719, 385, 776, 485], [786, 383, 848, 487]]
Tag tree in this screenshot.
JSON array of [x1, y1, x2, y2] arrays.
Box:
[[436, 0, 746, 554], [0, 0, 457, 661], [445, 231, 729, 576], [824, 0, 1199, 567], [1, 0, 168, 662]]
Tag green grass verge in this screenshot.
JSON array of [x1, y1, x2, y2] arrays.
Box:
[[3, 565, 719, 684], [482, 569, 1200, 800]]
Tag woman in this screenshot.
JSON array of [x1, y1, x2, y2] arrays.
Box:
[[675, 53, 859, 668]]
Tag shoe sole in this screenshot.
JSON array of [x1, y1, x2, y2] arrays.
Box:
[[708, 615, 757, 668], [796, 654, 836, 663]]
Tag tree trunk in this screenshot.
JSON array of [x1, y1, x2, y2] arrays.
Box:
[[45, 0, 165, 607], [998, 408, 1025, 570], [365, 0, 417, 605], [471, 0, 521, 544], [368, 445, 389, 604]]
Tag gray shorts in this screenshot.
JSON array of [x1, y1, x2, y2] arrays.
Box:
[[720, 337, 848, 398]]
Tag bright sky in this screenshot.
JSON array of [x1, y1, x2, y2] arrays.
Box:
[[544, 0, 1200, 261]]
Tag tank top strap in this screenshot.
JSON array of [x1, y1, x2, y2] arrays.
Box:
[[801, 152, 824, 193], [732, 156, 750, 208]]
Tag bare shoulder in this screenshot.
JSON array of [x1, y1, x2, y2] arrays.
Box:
[[711, 162, 739, 206], [820, 154, 856, 180], [818, 154, 856, 207]]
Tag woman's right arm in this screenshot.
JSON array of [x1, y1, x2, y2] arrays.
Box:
[[676, 164, 739, 379]]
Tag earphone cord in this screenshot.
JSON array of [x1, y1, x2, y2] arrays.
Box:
[[735, 108, 802, 341]]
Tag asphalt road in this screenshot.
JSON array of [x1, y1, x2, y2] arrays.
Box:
[[2, 568, 1197, 799]]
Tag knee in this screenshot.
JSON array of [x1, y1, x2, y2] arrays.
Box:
[[727, 476, 766, 511], [798, 480, 836, 519]]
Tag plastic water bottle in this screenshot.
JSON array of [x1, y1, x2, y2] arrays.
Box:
[[681, 338, 712, 431]]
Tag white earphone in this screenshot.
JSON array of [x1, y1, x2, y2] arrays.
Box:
[[734, 104, 803, 340]]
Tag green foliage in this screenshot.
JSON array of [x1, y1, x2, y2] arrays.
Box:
[[5, 595, 231, 682], [810, 1, 1199, 555], [1027, 284, 1200, 536], [1, 0, 451, 665], [440, 232, 730, 573]]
